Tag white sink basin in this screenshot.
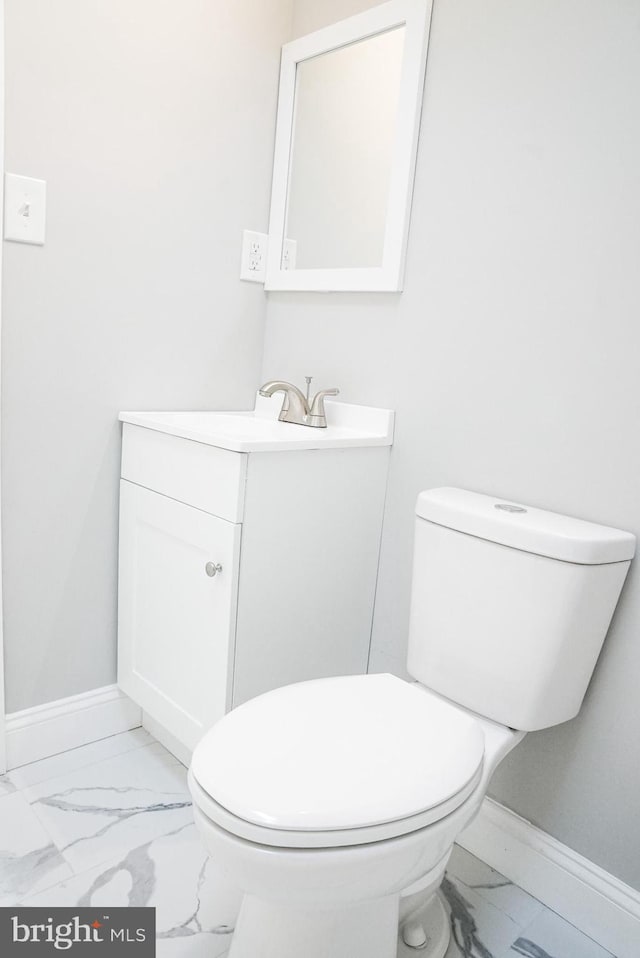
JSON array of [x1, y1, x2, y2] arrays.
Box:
[[119, 394, 394, 452]]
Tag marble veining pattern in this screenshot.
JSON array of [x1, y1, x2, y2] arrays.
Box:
[[439, 847, 614, 958], [444, 875, 499, 956], [511, 941, 554, 958], [438, 876, 523, 958], [21, 819, 238, 958], [0, 730, 616, 958], [25, 742, 193, 874], [445, 845, 545, 930], [36, 784, 192, 851], [0, 791, 72, 904]]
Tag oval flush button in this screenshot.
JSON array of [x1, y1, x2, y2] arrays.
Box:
[[495, 502, 527, 514]]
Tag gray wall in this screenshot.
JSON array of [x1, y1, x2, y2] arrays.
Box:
[[263, 0, 640, 887], [1, 0, 292, 712]]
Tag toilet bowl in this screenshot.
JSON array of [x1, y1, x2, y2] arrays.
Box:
[[188, 488, 635, 958], [189, 674, 524, 958]]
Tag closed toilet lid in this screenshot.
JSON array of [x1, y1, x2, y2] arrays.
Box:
[[191, 673, 485, 832]]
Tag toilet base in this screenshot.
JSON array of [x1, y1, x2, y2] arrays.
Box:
[[399, 892, 450, 957], [224, 888, 451, 958], [228, 892, 401, 958]]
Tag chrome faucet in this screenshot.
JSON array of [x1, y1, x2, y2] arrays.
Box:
[[259, 379, 340, 428]]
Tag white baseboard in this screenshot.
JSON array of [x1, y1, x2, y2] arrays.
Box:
[[141, 710, 191, 768], [459, 796, 640, 958], [5, 684, 142, 769]]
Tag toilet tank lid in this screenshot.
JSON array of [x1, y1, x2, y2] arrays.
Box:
[[415, 488, 636, 565]]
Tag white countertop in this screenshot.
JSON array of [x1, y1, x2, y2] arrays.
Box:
[[119, 395, 394, 452]]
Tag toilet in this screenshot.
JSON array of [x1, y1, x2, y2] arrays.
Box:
[[187, 488, 635, 958]]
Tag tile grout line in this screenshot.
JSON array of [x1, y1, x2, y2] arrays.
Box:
[[8, 734, 156, 792], [514, 908, 616, 958], [448, 850, 615, 957], [15, 741, 184, 803], [17, 816, 201, 908], [4, 737, 189, 897], [26, 790, 194, 879], [25, 764, 193, 881]]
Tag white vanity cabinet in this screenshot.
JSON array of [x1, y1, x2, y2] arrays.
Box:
[[117, 401, 393, 760], [118, 479, 241, 752]]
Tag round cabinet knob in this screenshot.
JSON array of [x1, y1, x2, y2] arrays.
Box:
[[205, 562, 223, 578]]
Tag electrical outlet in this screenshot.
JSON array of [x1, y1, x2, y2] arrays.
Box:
[[240, 229, 268, 283]]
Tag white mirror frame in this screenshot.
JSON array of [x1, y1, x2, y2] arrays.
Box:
[[265, 0, 434, 293]]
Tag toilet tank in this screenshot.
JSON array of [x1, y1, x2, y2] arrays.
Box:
[[407, 489, 635, 731]]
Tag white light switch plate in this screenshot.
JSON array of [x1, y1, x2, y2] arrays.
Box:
[[4, 173, 47, 245], [240, 229, 268, 283]]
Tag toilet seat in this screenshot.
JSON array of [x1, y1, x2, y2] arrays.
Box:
[[189, 762, 483, 848], [190, 673, 485, 847]]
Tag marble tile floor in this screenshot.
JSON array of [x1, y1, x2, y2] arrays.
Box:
[[0, 730, 615, 958]]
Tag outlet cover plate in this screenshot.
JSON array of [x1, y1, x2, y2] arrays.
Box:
[[4, 173, 46, 245], [240, 229, 268, 283], [282, 238, 297, 270]]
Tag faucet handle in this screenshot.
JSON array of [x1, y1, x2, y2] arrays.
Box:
[[308, 388, 339, 427]]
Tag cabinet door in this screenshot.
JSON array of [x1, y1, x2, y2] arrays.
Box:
[[118, 480, 241, 750]]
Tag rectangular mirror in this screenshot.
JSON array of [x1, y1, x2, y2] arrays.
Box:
[[265, 0, 434, 292]]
